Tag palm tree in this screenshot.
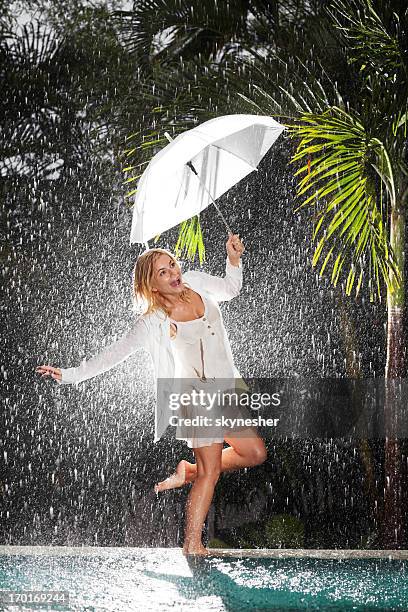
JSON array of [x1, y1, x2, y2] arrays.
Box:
[[235, 0, 407, 546], [228, 0, 407, 546], [0, 5, 137, 182], [284, 0, 407, 547]]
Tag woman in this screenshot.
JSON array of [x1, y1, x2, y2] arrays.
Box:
[[36, 233, 267, 555]]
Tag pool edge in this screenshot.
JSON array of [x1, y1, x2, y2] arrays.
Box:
[[0, 546, 407, 559]]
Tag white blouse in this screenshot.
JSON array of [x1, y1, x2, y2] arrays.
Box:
[[57, 257, 243, 442], [170, 292, 236, 380]]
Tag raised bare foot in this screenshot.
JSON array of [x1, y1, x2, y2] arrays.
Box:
[[154, 460, 193, 493], [182, 545, 211, 556]]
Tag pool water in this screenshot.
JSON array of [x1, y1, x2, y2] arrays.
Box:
[[0, 548, 407, 611]]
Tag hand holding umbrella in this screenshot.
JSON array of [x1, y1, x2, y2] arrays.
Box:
[[226, 233, 245, 266], [35, 365, 62, 382]]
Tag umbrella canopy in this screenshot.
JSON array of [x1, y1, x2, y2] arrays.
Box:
[[130, 114, 285, 244]]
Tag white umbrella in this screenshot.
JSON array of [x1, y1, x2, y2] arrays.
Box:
[[129, 114, 285, 245]]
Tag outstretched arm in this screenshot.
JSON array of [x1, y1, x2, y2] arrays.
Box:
[[36, 315, 149, 386], [183, 233, 244, 301]]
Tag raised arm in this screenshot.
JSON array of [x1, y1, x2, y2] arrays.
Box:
[[36, 315, 149, 386], [183, 233, 244, 301]]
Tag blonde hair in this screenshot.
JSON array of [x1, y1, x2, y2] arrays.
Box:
[[133, 247, 191, 316]]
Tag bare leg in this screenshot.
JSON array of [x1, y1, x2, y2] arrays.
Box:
[[183, 442, 223, 556], [154, 429, 267, 492]]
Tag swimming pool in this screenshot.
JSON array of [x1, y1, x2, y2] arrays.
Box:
[[0, 547, 407, 611]]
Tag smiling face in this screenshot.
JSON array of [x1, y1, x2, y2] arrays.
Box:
[[151, 253, 185, 298]]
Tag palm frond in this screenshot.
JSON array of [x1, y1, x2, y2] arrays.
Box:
[[289, 106, 401, 300], [113, 0, 250, 66], [330, 0, 408, 81], [174, 215, 206, 264]]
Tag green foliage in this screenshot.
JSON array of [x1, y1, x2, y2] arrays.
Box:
[[114, 0, 251, 66], [330, 0, 408, 82], [174, 215, 206, 264], [264, 514, 305, 548], [0, 5, 137, 181], [329, 0, 408, 182], [216, 520, 261, 549], [207, 537, 230, 549], [217, 514, 305, 549], [288, 106, 401, 300]]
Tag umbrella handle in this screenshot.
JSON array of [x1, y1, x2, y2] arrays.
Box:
[[191, 170, 249, 255]]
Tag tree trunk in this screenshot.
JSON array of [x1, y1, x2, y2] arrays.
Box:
[[382, 202, 406, 548], [337, 298, 378, 528], [386, 206, 406, 378]]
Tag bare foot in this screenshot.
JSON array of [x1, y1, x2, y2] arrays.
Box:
[[182, 545, 211, 556], [154, 460, 194, 493]]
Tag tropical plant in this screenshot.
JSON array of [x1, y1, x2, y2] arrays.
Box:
[[0, 5, 136, 182], [287, 106, 401, 302], [256, 0, 407, 546]]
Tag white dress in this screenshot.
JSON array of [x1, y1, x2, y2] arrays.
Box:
[[170, 290, 252, 448]]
